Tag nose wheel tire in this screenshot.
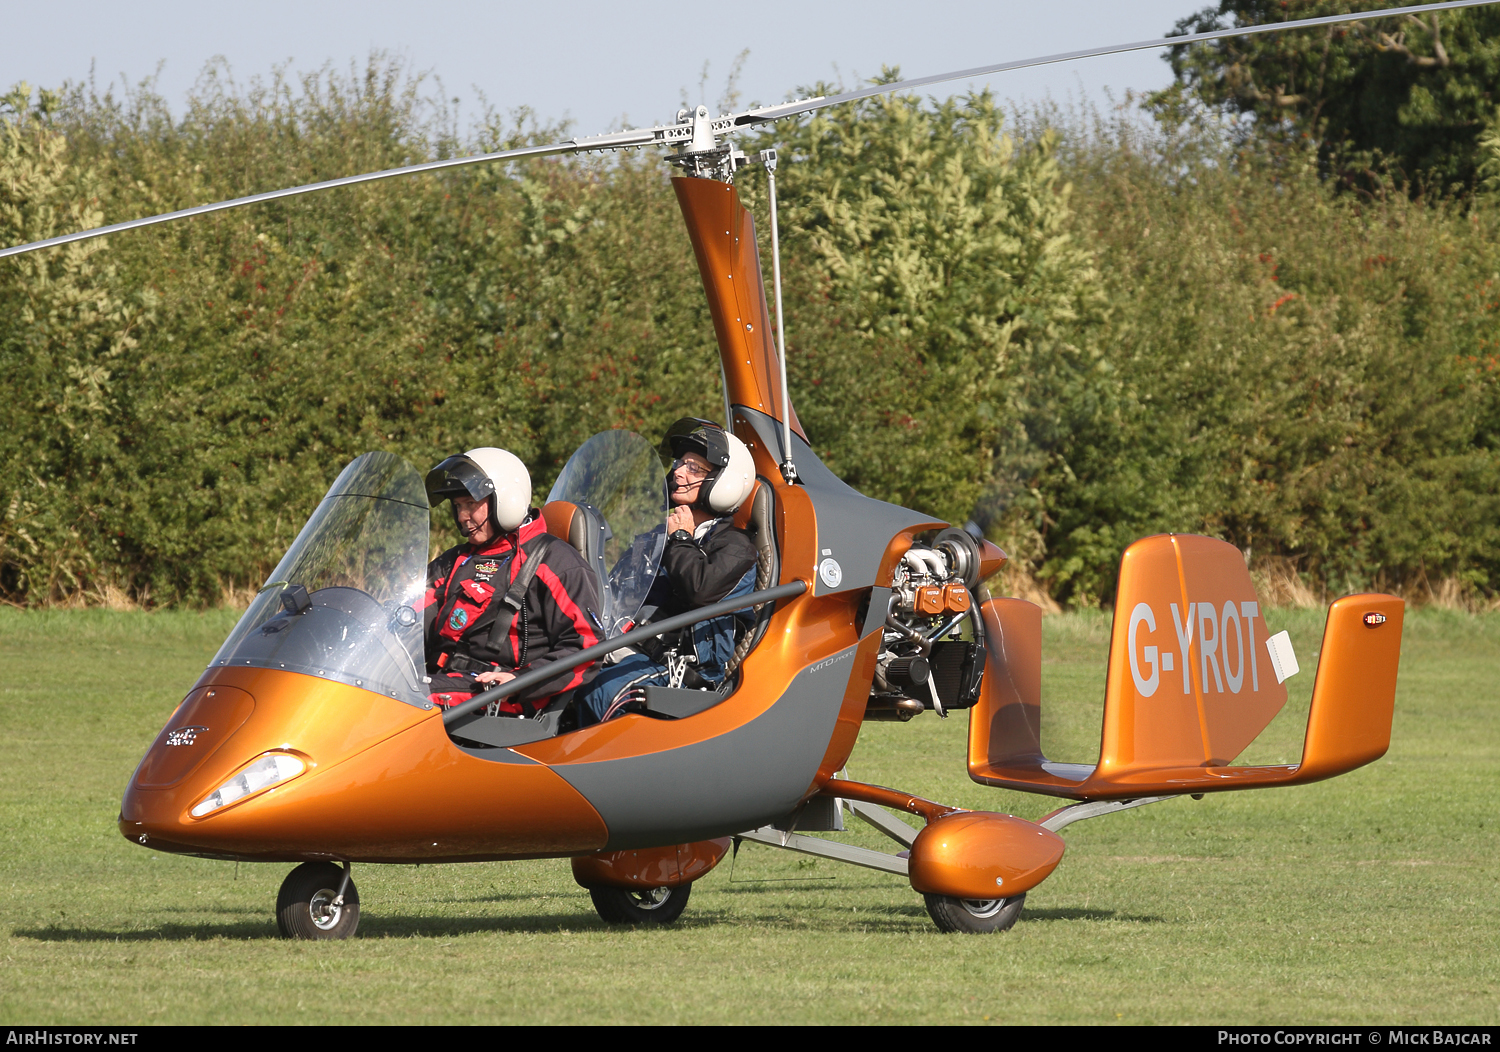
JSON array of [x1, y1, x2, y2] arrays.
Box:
[[923, 891, 1025, 934], [589, 882, 691, 926], [276, 862, 360, 940]]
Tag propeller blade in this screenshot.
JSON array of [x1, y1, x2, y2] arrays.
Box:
[[730, 0, 1500, 126]]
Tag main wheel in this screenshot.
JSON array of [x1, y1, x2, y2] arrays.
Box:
[[923, 891, 1025, 934], [276, 862, 360, 940], [589, 882, 691, 926]]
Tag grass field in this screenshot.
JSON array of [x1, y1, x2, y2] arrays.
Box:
[[1, 606, 1495, 1025]]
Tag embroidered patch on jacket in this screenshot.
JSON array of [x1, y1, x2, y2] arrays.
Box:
[[460, 579, 493, 602], [448, 607, 469, 631], [474, 560, 499, 575]]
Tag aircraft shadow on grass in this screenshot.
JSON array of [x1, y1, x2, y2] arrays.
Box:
[[1022, 907, 1164, 924], [15, 915, 615, 940], [12, 906, 1162, 941]]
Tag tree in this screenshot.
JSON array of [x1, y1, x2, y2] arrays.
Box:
[[740, 80, 1105, 532], [0, 86, 149, 602], [1161, 1, 1500, 189]]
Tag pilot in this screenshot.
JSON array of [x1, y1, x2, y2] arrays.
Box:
[[577, 419, 758, 725], [420, 447, 602, 716]]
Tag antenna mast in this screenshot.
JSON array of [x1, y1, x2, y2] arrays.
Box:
[[759, 148, 797, 484]]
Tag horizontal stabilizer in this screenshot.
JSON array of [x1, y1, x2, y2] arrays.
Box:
[[969, 534, 1404, 800]]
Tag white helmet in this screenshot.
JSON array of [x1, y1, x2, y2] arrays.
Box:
[[424, 447, 532, 532]]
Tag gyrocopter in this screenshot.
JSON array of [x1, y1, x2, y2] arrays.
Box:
[[5, 1, 1474, 937]]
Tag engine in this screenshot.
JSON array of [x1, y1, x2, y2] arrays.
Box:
[[866, 527, 987, 722]]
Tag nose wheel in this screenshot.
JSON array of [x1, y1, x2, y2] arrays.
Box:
[[589, 882, 691, 925], [276, 861, 360, 939]]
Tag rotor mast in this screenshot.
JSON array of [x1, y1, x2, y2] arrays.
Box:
[[664, 107, 804, 478]]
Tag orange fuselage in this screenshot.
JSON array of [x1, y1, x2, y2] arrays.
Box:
[[121, 175, 954, 864]]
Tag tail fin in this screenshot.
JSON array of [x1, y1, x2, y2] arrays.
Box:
[[1098, 534, 1286, 776]]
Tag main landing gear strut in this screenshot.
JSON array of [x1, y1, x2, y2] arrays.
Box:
[[737, 786, 1178, 934]]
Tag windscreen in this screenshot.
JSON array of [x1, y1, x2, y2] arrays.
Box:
[[547, 430, 668, 635], [208, 452, 432, 707]]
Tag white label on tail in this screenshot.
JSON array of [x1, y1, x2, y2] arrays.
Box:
[[1128, 602, 1161, 697], [1266, 631, 1300, 684]]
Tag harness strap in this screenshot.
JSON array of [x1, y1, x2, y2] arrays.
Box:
[[482, 532, 556, 666]]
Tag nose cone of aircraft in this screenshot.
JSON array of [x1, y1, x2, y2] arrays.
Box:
[[120, 666, 612, 863], [119, 668, 431, 860]]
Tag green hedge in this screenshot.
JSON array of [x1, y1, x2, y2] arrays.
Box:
[[1029, 113, 1500, 604], [3, 67, 1498, 607]]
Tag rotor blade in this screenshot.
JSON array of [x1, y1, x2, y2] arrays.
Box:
[[6, 0, 1493, 260], [733, 0, 1500, 126], [0, 131, 656, 261]]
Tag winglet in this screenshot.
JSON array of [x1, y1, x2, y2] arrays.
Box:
[[1296, 594, 1404, 781]]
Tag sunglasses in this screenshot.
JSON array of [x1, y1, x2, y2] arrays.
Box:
[[672, 458, 711, 480]]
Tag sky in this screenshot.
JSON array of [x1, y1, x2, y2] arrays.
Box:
[[3, 1, 1211, 138]]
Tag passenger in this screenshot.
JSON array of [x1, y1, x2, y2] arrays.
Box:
[[578, 419, 758, 725], [420, 447, 601, 716]]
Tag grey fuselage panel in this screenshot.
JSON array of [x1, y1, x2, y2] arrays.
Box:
[[550, 642, 862, 849], [732, 406, 942, 596]]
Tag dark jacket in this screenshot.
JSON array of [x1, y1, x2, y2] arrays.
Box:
[[419, 514, 601, 714], [647, 518, 758, 619], [613, 517, 757, 694]]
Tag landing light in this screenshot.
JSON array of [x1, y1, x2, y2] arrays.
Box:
[[191, 753, 305, 818]]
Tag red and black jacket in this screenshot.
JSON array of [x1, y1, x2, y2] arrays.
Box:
[[418, 515, 601, 715]]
